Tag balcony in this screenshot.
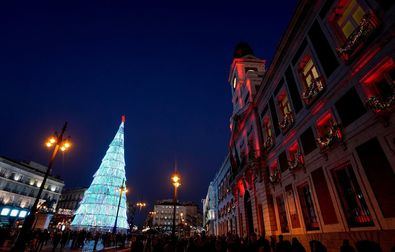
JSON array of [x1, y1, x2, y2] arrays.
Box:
[[316, 124, 343, 153], [301, 77, 324, 104], [336, 13, 379, 61], [366, 92, 395, 115], [269, 167, 281, 184], [279, 112, 294, 133], [288, 152, 304, 172]]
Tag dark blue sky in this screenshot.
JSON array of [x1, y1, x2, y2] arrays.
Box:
[[0, 0, 296, 216]]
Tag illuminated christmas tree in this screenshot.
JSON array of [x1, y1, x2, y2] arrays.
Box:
[[71, 116, 129, 231]]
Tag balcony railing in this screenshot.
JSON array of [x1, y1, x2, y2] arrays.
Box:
[[336, 13, 378, 61], [279, 112, 294, 132], [316, 124, 342, 152], [269, 168, 281, 184], [366, 92, 395, 115], [288, 152, 304, 171], [301, 77, 324, 104]]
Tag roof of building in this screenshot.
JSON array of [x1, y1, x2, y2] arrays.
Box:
[[0, 156, 64, 183]]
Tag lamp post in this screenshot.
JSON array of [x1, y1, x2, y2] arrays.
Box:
[[113, 179, 127, 234], [171, 173, 181, 239], [12, 122, 71, 251]]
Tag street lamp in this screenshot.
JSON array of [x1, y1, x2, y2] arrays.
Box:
[[136, 202, 147, 211], [113, 179, 127, 234], [12, 122, 71, 251], [171, 173, 181, 239]]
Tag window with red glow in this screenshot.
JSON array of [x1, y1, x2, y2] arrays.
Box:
[[316, 113, 336, 137], [299, 55, 321, 89], [269, 161, 278, 175], [263, 116, 273, 139], [277, 90, 292, 116], [288, 141, 303, 162], [361, 58, 395, 99], [331, 0, 367, 41]]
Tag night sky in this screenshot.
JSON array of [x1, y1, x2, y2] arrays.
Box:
[[0, 1, 296, 222]]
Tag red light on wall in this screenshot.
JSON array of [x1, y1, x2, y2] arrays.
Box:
[[352, 47, 381, 77], [269, 160, 278, 173], [283, 129, 296, 146], [317, 112, 333, 127], [361, 57, 394, 85], [311, 100, 326, 115], [238, 179, 245, 197], [289, 141, 299, 153]]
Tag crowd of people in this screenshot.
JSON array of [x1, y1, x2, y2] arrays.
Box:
[[0, 226, 386, 252], [130, 233, 307, 252]]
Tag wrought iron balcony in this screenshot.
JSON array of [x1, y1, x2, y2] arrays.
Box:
[[279, 112, 294, 132], [316, 124, 342, 152], [337, 13, 378, 61], [366, 93, 395, 114], [301, 77, 324, 104], [269, 168, 281, 184]]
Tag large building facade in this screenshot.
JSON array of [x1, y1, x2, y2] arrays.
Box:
[[208, 0, 395, 251], [152, 200, 202, 234], [0, 156, 64, 227]]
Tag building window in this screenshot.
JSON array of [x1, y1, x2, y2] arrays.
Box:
[[298, 54, 325, 105], [331, 164, 373, 227], [269, 161, 280, 184], [308, 21, 339, 77], [288, 141, 304, 172], [285, 185, 301, 229], [277, 89, 294, 132], [262, 115, 274, 150], [329, 0, 379, 61], [335, 87, 366, 127], [276, 195, 289, 233], [360, 57, 395, 115], [335, 0, 367, 39], [315, 112, 342, 152], [278, 151, 288, 173], [298, 183, 319, 231], [300, 127, 317, 155]]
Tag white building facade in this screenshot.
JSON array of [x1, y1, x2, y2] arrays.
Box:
[[0, 156, 64, 226]]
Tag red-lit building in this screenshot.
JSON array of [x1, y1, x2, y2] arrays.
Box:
[[225, 0, 395, 251]]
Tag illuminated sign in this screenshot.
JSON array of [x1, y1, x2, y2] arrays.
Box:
[[10, 209, 19, 217], [19, 210, 28, 218], [0, 207, 29, 218], [1, 208, 10, 216]]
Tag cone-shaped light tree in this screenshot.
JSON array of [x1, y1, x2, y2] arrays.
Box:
[[71, 116, 129, 231]]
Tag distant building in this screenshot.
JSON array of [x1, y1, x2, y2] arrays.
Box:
[[152, 200, 202, 234], [214, 155, 236, 236], [57, 187, 87, 213], [202, 181, 217, 235], [0, 156, 64, 227], [53, 187, 86, 230], [203, 155, 236, 236]]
